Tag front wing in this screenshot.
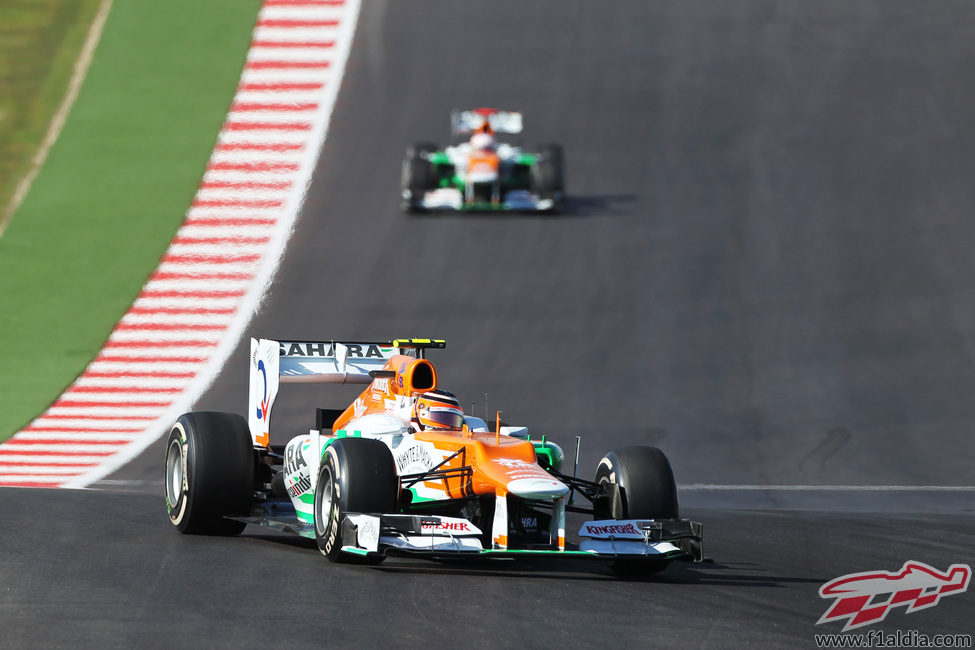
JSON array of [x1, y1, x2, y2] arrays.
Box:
[[234, 503, 703, 562], [340, 513, 703, 562], [412, 188, 557, 212]]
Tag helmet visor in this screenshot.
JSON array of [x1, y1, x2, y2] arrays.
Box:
[[424, 406, 464, 430]]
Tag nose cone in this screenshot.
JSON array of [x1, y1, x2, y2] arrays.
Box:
[[506, 477, 570, 499], [467, 169, 499, 183]]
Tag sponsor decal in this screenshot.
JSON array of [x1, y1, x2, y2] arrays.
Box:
[[496, 459, 545, 474], [817, 561, 971, 631], [255, 359, 269, 421], [355, 517, 379, 551], [287, 474, 312, 498], [521, 516, 538, 530], [421, 519, 475, 534], [583, 523, 640, 536], [578, 520, 655, 540], [493, 493, 508, 549], [372, 378, 390, 393], [395, 445, 434, 473], [353, 397, 366, 418], [278, 342, 386, 358], [507, 472, 556, 481], [285, 441, 308, 476], [494, 458, 535, 470], [494, 458, 554, 482]]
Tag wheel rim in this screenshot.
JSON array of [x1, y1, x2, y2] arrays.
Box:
[[316, 466, 334, 535], [165, 437, 183, 507], [596, 475, 625, 520]]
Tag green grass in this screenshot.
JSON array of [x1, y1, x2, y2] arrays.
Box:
[[0, 0, 103, 221], [0, 0, 262, 441]]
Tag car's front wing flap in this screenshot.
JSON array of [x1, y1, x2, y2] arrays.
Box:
[[232, 502, 703, 561], [578, 519, 704, 563], [416, 188, 556, 212], [339, 513, 703, 562], [342, 513, 484, 555]]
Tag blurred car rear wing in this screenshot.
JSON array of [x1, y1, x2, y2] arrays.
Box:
[[451, 109, 523, 135]]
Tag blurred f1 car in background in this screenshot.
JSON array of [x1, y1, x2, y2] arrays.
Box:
[[401, 109, 565, 213], [165, 338, 702, 575]]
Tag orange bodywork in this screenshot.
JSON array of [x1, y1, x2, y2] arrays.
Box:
[[331, 354, 437, 432], [330, 355, 564, 501], [467, 150, 500, 176], [412, 430, 544, 498]]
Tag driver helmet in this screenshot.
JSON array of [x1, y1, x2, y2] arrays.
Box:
[[470, 131, 495, 151], [412, 389, 464, 431]]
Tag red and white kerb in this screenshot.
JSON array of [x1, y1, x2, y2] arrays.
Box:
[[0, 0, 361, 488]]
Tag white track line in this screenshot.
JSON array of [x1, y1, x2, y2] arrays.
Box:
[[0, 0, 362, 489]]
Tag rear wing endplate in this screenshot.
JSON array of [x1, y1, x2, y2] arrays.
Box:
[[247, 338, 444, 446], [451, 109, 523, 135]]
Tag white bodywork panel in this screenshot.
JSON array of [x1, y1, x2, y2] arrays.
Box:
[[345, 514, 381, 552], [283, 435, 316, 523], [248, 338, 280, 447]]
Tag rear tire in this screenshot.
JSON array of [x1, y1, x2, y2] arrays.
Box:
[[401, 142, 438, 212], [594, 446, 679, 575], [165, 412, 254, 535], [314, 438, 398, 563]]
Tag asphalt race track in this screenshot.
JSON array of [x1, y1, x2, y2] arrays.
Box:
[[4, 1, 975, 646], [2, 491, 972, 647]]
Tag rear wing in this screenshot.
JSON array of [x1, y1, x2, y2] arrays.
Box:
[[248, 338, 445, 446], [451, 109, 523, 135]]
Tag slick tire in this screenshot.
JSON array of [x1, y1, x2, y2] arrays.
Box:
[[594, 446, 679, 576], [401, 142, 437, 212], [165, 412, 255, 535], [530, 143, 565, 210], [314, 438, 398, 563]]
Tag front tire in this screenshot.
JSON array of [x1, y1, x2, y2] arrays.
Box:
[[314, 438, 398, 563], [594, 446, 679, 575], [530, 143, 565, 210], [165, 412, 254, 535], [401, 142, 438, 212]]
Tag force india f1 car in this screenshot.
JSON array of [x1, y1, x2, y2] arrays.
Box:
[[400, 109, 565, 213], [165, 338, 702, 574]]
